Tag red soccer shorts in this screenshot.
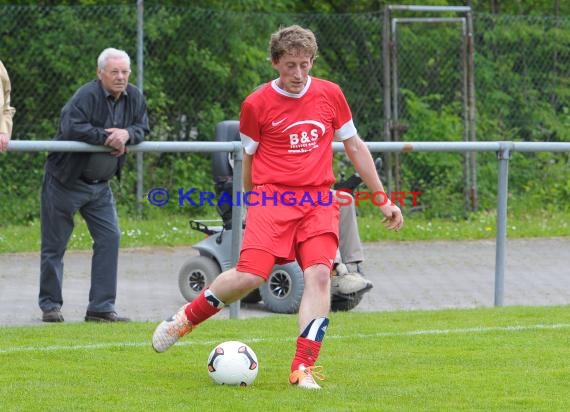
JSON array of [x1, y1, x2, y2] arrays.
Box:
[[236, 184, 339, 279]]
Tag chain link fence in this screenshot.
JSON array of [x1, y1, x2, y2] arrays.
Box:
[[383, 8, 476, 216], [1, 5, 569, 223]]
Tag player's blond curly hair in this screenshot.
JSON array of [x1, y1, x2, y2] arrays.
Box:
[[269, 25, 318, 63]]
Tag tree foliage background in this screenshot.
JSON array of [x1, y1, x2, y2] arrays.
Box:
[[1, 0, 569, 224]]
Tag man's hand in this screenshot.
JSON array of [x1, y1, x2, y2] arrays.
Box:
[[104, 128, 129, 156], [379, 203, 404, 231], [0, 133, 10, 153]]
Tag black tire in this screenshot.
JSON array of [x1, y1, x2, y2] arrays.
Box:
[[241, 289, 262, 304], [331, 291, 364, 312], [178, 256, 221, 302], [259, 263, 304, 314]]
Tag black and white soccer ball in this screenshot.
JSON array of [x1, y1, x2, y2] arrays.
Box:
[[207, 340, 259, 386]]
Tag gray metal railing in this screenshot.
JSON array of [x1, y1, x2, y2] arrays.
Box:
[[8, 139, 570, 314]]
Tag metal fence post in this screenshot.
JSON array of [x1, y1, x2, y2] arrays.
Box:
[[494, 142, 513, 306], [229, 143, 243, 319], [136, 0, 145, 216]]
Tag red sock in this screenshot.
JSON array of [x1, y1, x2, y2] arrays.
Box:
[[183, 290, 222, 326], [291, 337, 322, 372]]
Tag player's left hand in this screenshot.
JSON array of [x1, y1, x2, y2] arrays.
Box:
[[380, 204, 404, 231]]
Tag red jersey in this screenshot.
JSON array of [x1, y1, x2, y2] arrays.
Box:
[[239, 76, 357, 187]]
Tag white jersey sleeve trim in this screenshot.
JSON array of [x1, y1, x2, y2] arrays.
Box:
[[334, 119, 357, 141], [241, 132, 259, 155]]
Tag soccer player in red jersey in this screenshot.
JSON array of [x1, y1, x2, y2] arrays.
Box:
[[153, 25, 403, 389]]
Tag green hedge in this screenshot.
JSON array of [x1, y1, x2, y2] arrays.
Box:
[[1, 4, 569, 224]]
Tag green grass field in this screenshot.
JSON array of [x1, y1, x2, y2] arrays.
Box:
[[1, 208, 569, 254], [1, 306, 568, 411]]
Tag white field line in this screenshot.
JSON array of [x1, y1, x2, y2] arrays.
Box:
[[1, 323, 569, 355]]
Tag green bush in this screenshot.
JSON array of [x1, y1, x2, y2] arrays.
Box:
[[2, 5, 570, 224]]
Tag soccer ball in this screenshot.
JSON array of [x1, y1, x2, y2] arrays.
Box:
[[207, 340, 259, 386]]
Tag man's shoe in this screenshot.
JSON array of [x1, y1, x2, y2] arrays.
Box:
[[152, 303, 194, 353], [346, 262, 374, 290], [331, 272, 372, 294], [289, 364, 324, 390], [85, 311, 130, 322], [331, 263, 373, 294], [42, 309, 64, 323]]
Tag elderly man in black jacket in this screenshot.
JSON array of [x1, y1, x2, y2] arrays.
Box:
[[39, 47, 150, 323]]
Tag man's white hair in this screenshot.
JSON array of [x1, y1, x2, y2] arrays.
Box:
[[97, 48, 130, 70]]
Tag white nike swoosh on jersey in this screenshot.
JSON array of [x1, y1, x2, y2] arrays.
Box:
[[272, 118, 287, 126]]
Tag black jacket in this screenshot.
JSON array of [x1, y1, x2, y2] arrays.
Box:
[[45, 80, 150, 185]]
